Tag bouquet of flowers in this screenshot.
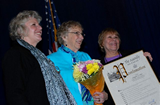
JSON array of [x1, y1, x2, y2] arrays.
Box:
[[73, 59, 104, 105]]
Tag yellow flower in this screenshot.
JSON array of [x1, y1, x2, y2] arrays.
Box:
[[73, 65, 84, 82], [73, 60, 102, 82], [86, 64, 93, 70], [93, 63, 99, 73], [87, 68, 95, 75]]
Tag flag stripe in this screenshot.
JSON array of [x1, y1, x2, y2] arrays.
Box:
[[45, 0, 61, 54]]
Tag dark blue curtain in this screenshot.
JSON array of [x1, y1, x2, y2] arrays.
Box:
[[123, 0, 160, 79], [0, 0, 160, 104], [53, 0, 160, 78]]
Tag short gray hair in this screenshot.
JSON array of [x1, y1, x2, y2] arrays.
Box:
[[9, 10, 42, 40], [57, 20, 83, 45]]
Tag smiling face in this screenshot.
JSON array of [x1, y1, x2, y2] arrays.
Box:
[[102, 33, 120, 53], [62, 26, 84, 52], [22, 17, 42, 47]]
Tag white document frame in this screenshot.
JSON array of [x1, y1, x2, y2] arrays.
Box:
[[103, 50, 160, 105]]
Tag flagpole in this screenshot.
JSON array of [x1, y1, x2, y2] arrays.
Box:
[[48, 0, 57, 42]]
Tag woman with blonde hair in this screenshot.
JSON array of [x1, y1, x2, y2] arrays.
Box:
[[98, 28, 153, 105], [2, 10, 76, 105]]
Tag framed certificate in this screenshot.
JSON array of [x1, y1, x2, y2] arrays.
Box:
[[103, 50, 160, 105]]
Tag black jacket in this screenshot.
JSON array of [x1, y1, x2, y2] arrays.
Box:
[[2, 41, 49, 105]]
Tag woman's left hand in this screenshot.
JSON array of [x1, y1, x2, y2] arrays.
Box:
[[92, 91, 108, 104], [143, 52, 153, 62]]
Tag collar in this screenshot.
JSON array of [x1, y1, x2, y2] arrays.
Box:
[[60, 45, 79, 64]]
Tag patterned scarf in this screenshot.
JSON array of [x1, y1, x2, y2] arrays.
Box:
[[61, 45, 93, 104], [17, 39, 77, 105]]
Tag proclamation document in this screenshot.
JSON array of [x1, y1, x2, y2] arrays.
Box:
[[103, 50, 160, 105]]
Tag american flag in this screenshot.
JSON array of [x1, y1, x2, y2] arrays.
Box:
[[45, 0, 61, 54]]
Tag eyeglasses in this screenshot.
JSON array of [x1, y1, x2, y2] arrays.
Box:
[[67, 31, 85, 37]]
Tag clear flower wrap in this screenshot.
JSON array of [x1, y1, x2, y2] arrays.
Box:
[[73, 59, 104, 105]]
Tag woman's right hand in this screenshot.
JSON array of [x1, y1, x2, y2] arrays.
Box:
[[93, 91, 108, 104]]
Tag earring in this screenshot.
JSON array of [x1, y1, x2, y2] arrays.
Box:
[[65, 43, 67, 46]]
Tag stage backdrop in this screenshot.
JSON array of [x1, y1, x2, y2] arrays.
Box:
[[0, 0, 160, 104]]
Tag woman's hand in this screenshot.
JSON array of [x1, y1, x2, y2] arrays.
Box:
[[143, 52, 153, 62], [92, 91, 108, 104]]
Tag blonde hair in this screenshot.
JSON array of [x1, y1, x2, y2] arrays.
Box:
[[98, 28, 121, 52], [9, 10, 42, 40]]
